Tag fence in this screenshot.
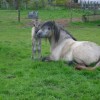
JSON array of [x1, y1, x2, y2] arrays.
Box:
[[80, 0, 100, 22], [0, 0, 100, 23], [0, 0, 56, 10]]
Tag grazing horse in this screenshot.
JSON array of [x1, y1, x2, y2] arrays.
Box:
[[36, 21, 100, 70]]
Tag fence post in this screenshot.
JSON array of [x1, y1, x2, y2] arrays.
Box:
[[70, 0, 73, 23], [18, 0, 20, 22]]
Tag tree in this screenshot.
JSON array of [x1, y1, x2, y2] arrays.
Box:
[[13, 0, 18, 9], [56, 0, 68, 5], [23, 0, 30, 9]]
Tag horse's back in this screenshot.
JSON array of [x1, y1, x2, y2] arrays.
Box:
[[73, 41, 100, 65]]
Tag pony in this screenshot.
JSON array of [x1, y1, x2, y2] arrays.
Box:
[[32, 21, 42, 60], [36, 21, 100, 70]]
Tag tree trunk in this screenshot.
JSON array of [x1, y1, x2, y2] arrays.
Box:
[[13, 0, 18, 10], [41, 0, 45, 7]]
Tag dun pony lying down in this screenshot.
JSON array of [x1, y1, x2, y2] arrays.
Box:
[[34, 21, 100, 70]]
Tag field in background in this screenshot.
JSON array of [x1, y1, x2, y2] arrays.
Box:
[[0, 10, 100, 100]]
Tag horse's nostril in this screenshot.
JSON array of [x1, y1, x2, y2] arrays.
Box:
[[38, 33, 41, 36], [37, 32, 41, 37]]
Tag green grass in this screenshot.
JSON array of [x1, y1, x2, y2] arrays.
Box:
[[0, 9, 100, 100]]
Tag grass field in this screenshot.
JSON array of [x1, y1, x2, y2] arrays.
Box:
[[0, 9, 100, 100]]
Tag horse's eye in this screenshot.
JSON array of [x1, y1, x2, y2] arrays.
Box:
[[48, 27, 51, 30]]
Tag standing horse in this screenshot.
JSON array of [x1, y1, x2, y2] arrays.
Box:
[[32, 22, 42, 60], [36, 21, 100, 70]]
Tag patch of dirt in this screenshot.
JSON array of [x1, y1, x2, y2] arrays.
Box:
[[55, 18, 82, 27], [55, 19, 69, 27], [26, 17, 82, 27]]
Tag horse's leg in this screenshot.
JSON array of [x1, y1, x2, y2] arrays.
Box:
[[75, 64, 88, 70], [42, 54, 55, 62], [37, 38, 42, 60], [32, 38, 34, 59], [75, 63, 100, 70], [42, 56, 52, 62], [32, 38, 37, 60]]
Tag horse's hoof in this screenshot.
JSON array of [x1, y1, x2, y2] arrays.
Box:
[[75, 65, 84, 70], [42, 57, 50, 62], [75, 66, 82, 70], [42, 57, 46, 61]]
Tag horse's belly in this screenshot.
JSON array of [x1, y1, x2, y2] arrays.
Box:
[[73, 42, 100, 65]]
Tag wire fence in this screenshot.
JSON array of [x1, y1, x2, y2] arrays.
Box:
[[80, 0, 100, 22], [0, 0, 100, 22]]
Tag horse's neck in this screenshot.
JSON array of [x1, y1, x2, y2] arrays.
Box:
[[49, 37, 58, 50], [49, 30, 75, 50]]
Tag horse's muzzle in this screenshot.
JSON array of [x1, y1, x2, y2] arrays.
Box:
[[36, 31, 43, 38]]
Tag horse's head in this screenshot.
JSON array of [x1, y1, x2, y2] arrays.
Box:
[[37, 21, 60, 42]]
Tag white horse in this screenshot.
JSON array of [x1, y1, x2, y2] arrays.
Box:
[[36, 21, 100, 70]]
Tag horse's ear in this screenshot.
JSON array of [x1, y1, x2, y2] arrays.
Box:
[[53, 21, 60, 42]]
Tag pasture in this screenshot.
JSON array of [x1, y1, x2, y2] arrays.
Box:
[[0, 9, 100, 100]]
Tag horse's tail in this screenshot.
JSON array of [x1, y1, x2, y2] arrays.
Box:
[[86, 59, 100, 70], [93, 58, 100, 70]]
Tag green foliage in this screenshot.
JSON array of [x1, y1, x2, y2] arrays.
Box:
[[55, 0, 70, 5], [0, 0, 70, 9], [6, 0, 13, 4], [27, 0, 46, 9]]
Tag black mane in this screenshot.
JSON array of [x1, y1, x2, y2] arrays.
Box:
[[41, 21, 77, 42], [64, 29, 77, 41], [42, 21, 55, 28]]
